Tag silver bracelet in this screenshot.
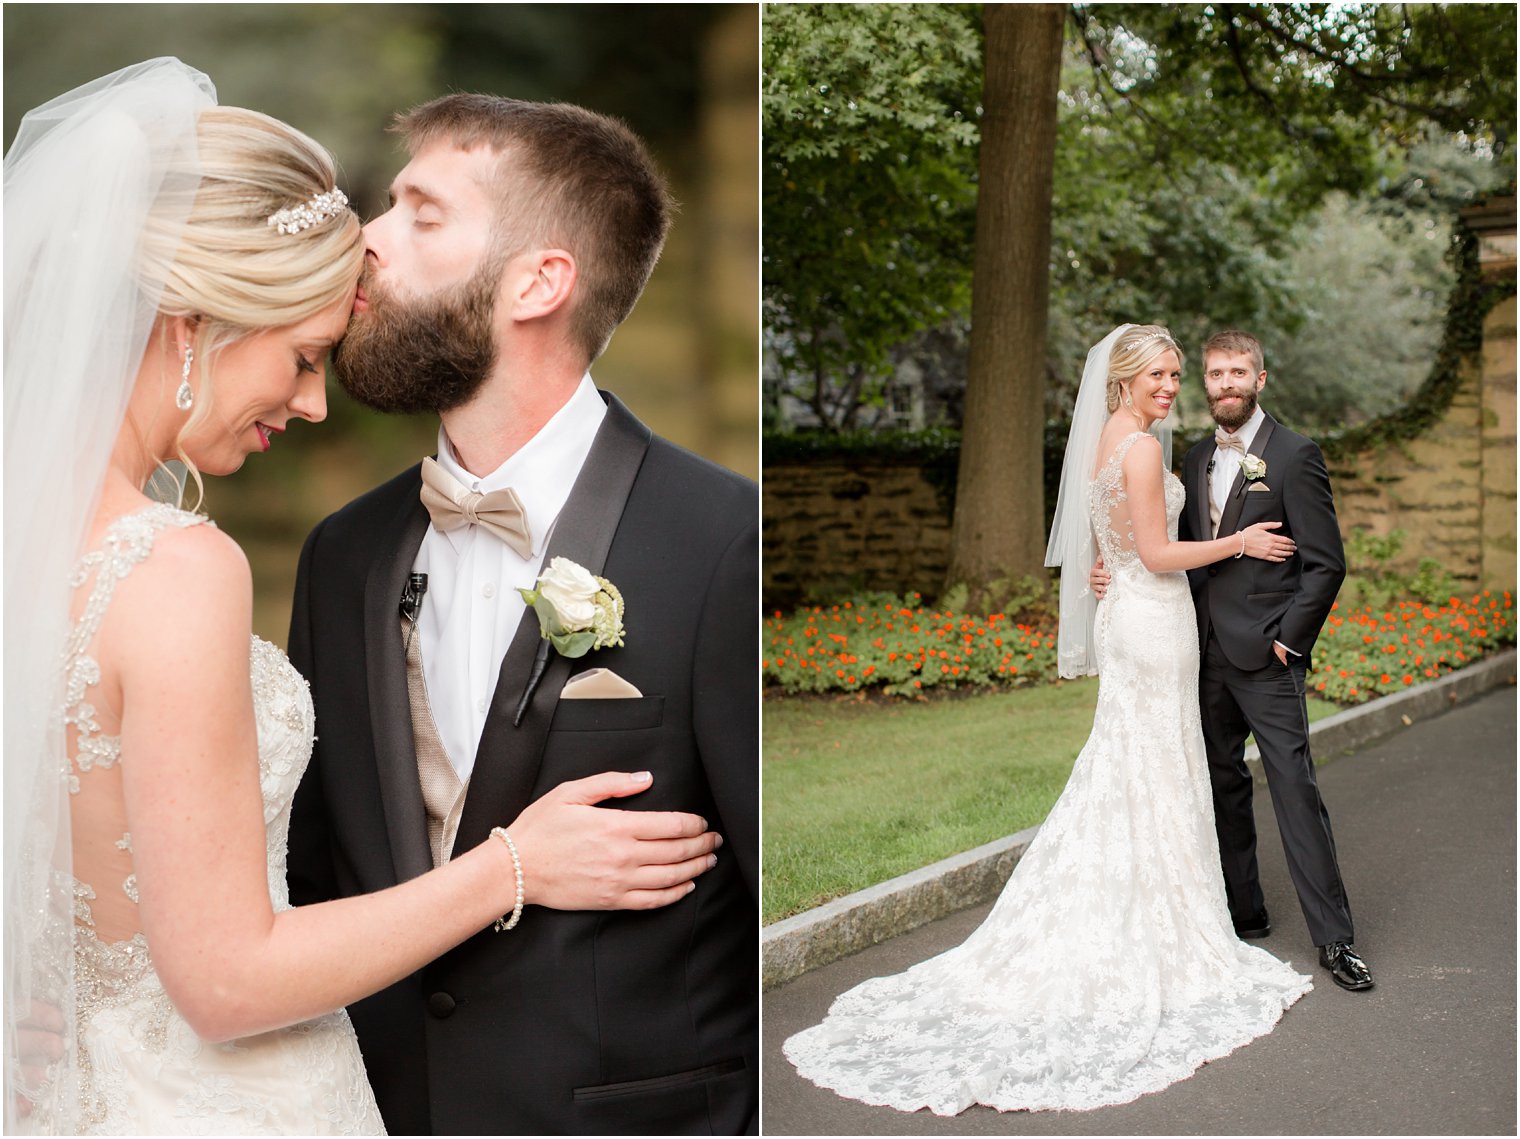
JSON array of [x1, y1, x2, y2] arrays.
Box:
[[489, 826, 525, 932], [1234, 531, 1246, 559]]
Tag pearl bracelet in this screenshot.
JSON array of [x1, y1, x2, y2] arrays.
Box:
[[489, 826, 525, 932], [1234, 531, 1246, 559]]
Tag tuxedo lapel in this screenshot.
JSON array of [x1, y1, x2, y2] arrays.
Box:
[[1214, 414, 1277, 538], [454, 393, 652, 852], [363, 479, 434, 884]]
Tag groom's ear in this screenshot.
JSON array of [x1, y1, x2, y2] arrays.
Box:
[[503, 250, 577, 323]]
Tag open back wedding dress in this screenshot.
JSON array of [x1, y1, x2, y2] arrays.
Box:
[[49, 504, 384, 1134], [783, 431, 1311, 1115]]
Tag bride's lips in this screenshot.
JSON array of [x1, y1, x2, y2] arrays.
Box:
[[255, 422, 284, 452], [353, 284, 369, 313]]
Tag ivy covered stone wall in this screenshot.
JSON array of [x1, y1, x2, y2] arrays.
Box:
[[1328, 198, 1516, 588]]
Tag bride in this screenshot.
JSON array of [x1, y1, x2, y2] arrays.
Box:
[[784, 324, 1314, 1115], [4, 59, 720, 1134]]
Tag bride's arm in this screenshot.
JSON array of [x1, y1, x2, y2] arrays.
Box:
[[1122, 434, 1295, 573], [108, 525, 716, 1043]]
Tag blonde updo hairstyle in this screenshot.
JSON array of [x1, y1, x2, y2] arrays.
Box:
[[1104, 324, 1183, 413], [136, 106, 364, 500]]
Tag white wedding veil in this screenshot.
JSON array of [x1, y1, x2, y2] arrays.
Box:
[[4, 58, 214, 1131], [1043, 324, 1173, 679]]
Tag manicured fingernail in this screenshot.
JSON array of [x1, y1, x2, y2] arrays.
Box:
[[630, 771, 652, 784], [708, 853, 718, 868], [714, 833, 724, 848], [686, 881, 696, 893]]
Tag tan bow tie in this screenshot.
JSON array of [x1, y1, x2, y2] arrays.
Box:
[[419, 456, 532, 558], [1214, 430, 1246, 455]]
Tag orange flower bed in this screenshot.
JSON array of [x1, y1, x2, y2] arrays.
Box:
[[763, 590, 1514, 702], [762, 593, 1058, 695], [1308, 590, 1512, 703]]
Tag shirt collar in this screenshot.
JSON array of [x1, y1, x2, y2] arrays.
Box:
[[434, 373, 608, 558]]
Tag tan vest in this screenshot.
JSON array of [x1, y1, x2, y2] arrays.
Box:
[[402, 619, 469, 867]]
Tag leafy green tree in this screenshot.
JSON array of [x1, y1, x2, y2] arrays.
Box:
[[945, 4, 1066, 607], [762, 3, 981, 428]]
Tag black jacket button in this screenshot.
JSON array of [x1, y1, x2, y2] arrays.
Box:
[[427, 992, 456, 1018]]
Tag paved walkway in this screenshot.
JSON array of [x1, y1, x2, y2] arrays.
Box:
[[762, 685, 1517, 1135]]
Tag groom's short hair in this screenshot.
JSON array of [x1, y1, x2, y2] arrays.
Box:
[[393, 93, 674, 365], [1203, 330, 1265, 375]]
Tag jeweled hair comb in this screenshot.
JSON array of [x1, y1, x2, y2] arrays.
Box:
[[267, 189, 350, 236]]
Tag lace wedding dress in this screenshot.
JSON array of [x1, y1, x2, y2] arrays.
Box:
[[52, 504, 384, 1134], [784, 432, 1311, 1115]]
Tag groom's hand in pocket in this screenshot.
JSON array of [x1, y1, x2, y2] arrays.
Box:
[[505, 771, 721, 911]]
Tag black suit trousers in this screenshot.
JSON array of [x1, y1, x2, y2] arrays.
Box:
[[1199, 631, 1353, 946]]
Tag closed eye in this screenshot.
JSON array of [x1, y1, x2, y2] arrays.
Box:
[[297, 355, 320, 375]]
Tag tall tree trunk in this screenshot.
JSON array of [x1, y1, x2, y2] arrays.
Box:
[[945, 4, 1065, 609]]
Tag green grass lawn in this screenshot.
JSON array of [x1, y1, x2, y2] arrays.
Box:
[[762, 682, 1342, 924]]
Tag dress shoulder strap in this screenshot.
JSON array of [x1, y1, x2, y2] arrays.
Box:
[[64, 504, 210, 668], [1112, 430, 1153, 466]]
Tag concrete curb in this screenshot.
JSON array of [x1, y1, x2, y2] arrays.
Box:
[[762, 648, 1516, 990]]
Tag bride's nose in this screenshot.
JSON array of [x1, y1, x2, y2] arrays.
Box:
[[289, 366, 328, 424]]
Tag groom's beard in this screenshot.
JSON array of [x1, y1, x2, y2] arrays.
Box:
[[334, 257, 504, 415], [1207, 387, 1259, 431]]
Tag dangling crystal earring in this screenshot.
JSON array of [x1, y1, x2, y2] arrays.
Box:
[[176, 343, 194, 411]]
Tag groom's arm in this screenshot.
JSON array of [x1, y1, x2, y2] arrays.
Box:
[[1275, 438, 1345, 656], [286, 517, 341, 908], [691, 517, 759, 903]]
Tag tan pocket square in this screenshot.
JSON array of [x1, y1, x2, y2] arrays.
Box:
[[1247, 482, 1271, 492], [560, 668, 643, 699]]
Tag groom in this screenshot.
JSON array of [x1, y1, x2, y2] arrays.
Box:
[[1094, 330, 1372, 992], [286, 94, 758, 1133]]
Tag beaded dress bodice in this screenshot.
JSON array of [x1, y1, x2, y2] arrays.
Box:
[[57, 503, 381, 1135], [1088, 430, 1187, 573], [65, 506, 314, 1001]]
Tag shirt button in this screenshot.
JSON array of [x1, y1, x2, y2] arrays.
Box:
[[482, 582, 496, 599], [477, 698, 488, 713]]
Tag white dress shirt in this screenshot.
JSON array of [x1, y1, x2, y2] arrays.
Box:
[[413, 374, 607, 779], [1209, 403, 1266, 532]]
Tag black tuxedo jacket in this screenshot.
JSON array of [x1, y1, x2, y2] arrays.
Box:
[[286, 393, 758, 1135], [1178, 412, 1346, 673]]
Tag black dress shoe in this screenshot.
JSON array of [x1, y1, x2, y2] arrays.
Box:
[[1319, 941, 1374, 990], [1233, 912, 1271, 940]]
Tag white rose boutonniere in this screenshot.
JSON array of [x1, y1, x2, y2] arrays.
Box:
[[1241, 453, 1268, 482], [519, 556, 626, 659]]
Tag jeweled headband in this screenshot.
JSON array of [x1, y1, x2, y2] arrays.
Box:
[[1117, 329, 1175, 354], [267, 188, 350, 236]]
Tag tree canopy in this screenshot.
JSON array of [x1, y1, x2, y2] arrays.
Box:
[[763, 2, 1515, 438]]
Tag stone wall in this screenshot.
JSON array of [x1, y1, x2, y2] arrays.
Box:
[[764, 200, 1517, 605], [1331, 199, 1516, 589], [762, 461, 952, 605]]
